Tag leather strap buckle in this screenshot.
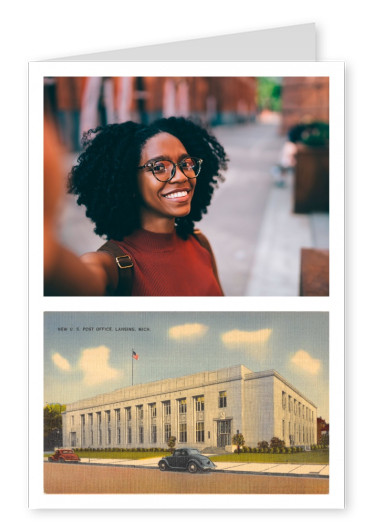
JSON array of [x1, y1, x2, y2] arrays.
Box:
[[115, 255, 133, 269]]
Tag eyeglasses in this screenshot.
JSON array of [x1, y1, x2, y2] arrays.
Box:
[[138, 156, 203, 182]]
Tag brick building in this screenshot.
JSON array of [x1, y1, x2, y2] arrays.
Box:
[[280, 77, 329, 135]]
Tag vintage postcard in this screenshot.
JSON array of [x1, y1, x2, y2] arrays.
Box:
[[33, 310, 342, 509]]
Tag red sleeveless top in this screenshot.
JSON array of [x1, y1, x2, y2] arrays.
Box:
[[114, 229, 223, 296]]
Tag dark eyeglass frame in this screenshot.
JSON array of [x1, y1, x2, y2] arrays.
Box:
[[138, 156, 203, 182]]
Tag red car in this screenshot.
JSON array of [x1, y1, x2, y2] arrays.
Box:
[[48, 448, 80, 463]]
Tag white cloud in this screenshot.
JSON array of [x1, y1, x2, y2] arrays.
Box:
[[78, 345, 122, 386], [52, 352, 71, 372], [168, 323, 209, 340], [290, 350, 321, 375], [221, 328, 272, 350]]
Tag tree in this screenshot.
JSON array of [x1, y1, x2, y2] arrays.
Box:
[[167, 436, 176, 453], [270, 437, 285, 448], [232, 433, 245, 454], [258, 440, 269, 449], [44, 403, 66, 450]]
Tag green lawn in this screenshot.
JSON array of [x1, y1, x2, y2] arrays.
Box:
[[211, 449, 328, 464], [45, 450, 170, 460]]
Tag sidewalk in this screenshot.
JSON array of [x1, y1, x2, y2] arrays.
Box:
[[245, 173, 329, 296], [45, 456, 329, 479]]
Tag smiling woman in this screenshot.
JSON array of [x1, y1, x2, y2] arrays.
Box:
[[44, 117, 228, 296]]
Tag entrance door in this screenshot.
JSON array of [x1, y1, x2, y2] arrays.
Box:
[[217, 420, 231, 447], [70, 432, 77, 447]]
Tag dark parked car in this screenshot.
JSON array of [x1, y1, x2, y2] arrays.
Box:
[[48, 448, 80, 463], [158, 448, 216, 473]]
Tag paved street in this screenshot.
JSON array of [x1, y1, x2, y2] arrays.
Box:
[[198, 121, 284, 295], [44, 462, 329, 495], [58, 121, 328, 296]]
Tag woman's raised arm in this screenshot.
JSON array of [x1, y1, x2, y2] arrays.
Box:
[[44, 118, 118, 296]]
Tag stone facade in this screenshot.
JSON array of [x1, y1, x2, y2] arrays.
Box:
[[62, 365, 317, 450]]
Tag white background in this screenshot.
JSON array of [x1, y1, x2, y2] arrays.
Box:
[[1, 0, 372, 526]]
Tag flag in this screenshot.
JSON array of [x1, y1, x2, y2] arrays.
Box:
[[132, 350, 139, 360]]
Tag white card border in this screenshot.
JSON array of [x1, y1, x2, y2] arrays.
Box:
[[29, 61, 344, 509]]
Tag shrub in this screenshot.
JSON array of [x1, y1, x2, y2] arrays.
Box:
[[270, 437, 286, 448], [258, 440, 269, 449], [232, 433, 246, 453], [167, 436, 177, 452]]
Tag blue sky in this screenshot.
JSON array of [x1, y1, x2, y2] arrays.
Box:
[[44, 312, 329, 420]]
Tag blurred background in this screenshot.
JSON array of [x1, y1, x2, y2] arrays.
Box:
[[44, 76, 329, 296]]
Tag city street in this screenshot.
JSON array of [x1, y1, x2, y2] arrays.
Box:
[[44, 462, 329, 495]]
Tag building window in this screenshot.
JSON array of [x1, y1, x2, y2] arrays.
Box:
[[139, 426, 144, 444], [137, 405, 143, 420], [164, 424, 171, 442], [117, 427, 121, 444], [150, 403, 157, 418], [195, 396, 205, 411], [151, 425, 157, 444], [127, 427, 132, 444], [71, 416, 74, 426], [126, 407, 131, 421], [178, 398, 187, 414], [179, 423, 187, 443], [163, 401, 171, 416], [282, 391, 287, 409], [298, 403, 301, 417], [219, 391, 227, 408], [288, 396, 292, 412], [282, 419, 285, 439], [81, 414, 86, 447], [105, 411, 111, 445], [294, 399, 297, 415], [196, 422, 205, 442], [115, 409, 120, 423], [97, 412, 102, 445]]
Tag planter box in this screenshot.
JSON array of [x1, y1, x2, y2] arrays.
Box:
[[300, 248, 329, 296], [294, 143, 329, 213]]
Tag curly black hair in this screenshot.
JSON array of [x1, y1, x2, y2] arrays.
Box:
[[68, 116, 228, 240]]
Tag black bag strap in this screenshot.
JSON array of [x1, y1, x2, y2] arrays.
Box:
[[97, 240, 134, 296]]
